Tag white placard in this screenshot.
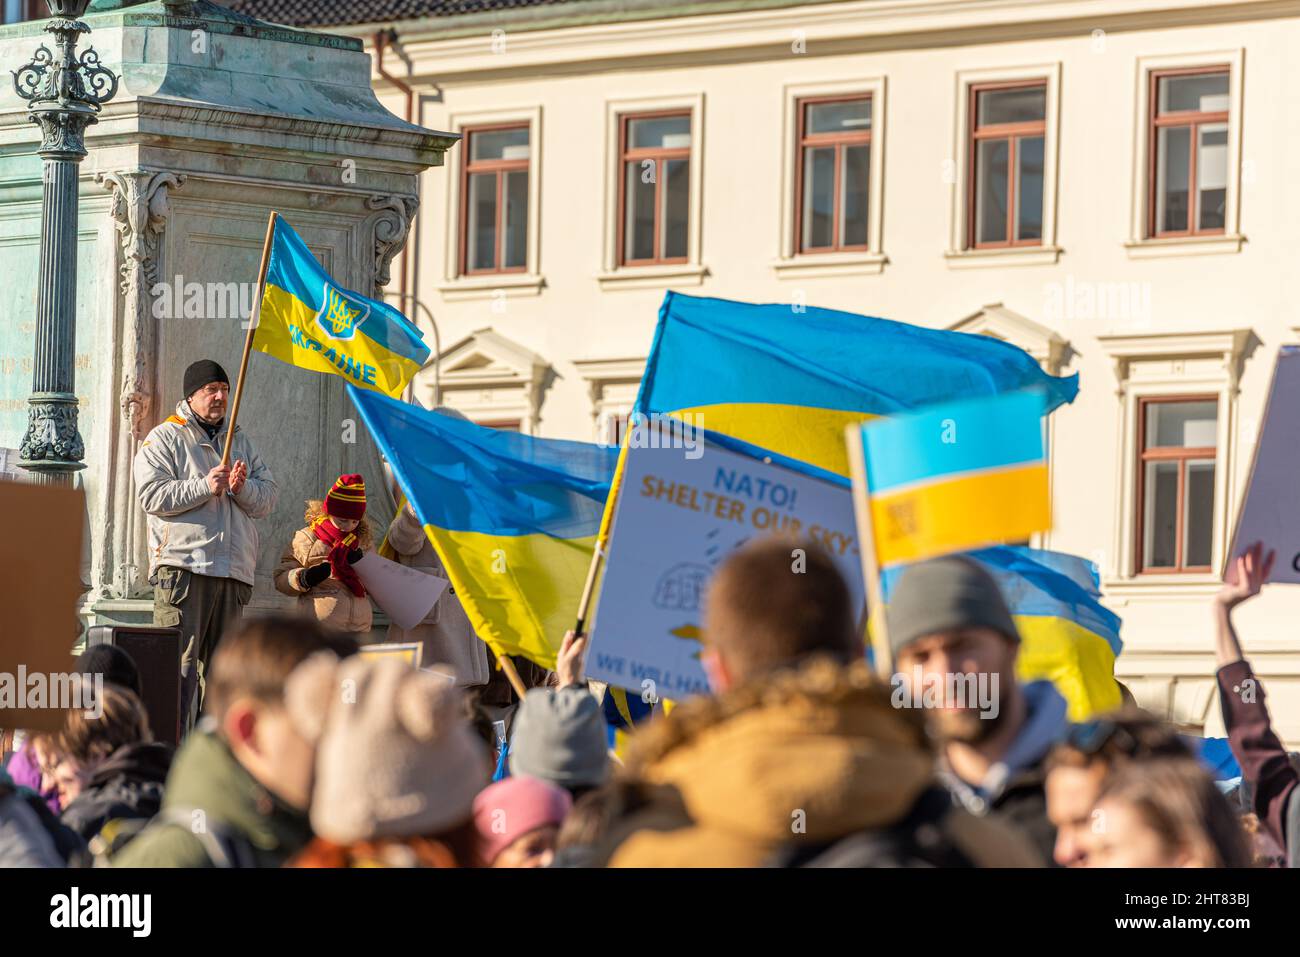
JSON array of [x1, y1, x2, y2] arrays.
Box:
[[587, 440, 864, 698], [1227, 346, 1300, 583], [353, 551, 449, 629]]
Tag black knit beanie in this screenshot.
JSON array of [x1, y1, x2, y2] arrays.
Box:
[[183, 359, 229, 399]]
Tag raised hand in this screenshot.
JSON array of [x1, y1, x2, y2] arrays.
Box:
[[1218, 541, 1275, 610], [556, 629, 589, 688]]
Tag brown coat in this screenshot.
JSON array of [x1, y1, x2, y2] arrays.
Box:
[[604, 657, 1044, 868], [273, 503, 374, 633], [383, 505, 490, 687]]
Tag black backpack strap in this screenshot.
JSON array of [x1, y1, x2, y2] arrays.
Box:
[[773, 786, 977, 868], [152, 807, 258, 868]]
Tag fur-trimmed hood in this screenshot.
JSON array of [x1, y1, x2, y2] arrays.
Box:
[[607, 657, 936, 865], [302, 500, 374, 550]]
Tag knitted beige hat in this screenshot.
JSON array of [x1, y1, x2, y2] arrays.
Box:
[[286, 652, 490, 844]]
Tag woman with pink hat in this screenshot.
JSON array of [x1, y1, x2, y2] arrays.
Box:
[[472, 776, 573, 868]]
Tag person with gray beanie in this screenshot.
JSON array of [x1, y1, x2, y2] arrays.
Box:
[[508, 630, 611, 799], [887, 555, 1070, 864]]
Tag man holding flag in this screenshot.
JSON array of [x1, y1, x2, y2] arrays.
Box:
[[132, 210, 429, 731], [134, 360, 279, 729]]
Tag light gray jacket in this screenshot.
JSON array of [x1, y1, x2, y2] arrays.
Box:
[[133, 400, 279, 586]]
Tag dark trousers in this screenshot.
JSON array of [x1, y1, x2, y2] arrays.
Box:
[[153, 566, 252, 732]]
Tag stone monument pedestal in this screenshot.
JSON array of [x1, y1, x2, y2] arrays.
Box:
[[0, 1, 453, 634]]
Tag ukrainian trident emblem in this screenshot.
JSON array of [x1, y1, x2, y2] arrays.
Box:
[[315, 283, 369, 341]]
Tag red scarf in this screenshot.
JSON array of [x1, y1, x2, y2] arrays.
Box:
[[311, 516, 366, 598]]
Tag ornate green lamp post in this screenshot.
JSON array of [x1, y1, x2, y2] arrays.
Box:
[[10, 0, 119, 485]]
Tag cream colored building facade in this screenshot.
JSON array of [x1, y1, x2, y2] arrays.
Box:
[[302, 0, 1300, 744]]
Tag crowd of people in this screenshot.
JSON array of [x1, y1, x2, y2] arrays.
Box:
[[0, 360, 1296, 868]]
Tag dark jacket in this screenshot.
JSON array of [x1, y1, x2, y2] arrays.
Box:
[[0, 776, 64, 867], [60, 742, 173, 844], [939, 679, 1068, 864], [112, 728, 312, 868], [1217, 659, 1299, 865]]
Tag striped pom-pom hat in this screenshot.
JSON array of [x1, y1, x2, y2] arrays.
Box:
[[324, 473, 367, 520]]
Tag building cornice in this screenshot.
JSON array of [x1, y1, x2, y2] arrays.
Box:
[[347, 0, 1300, 84]]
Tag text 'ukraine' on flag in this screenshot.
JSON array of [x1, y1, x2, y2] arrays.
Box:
[[633, 291, 1078, 481], [858, 390, 1051, 568], [882, 546, 1124, 720], [254, 215, 430, 398], [347, 385, 618, 670]]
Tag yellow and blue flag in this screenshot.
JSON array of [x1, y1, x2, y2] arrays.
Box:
[[859, 389, 1050, 568], [883, 546, 1123, 720], [254, 215, 430, 398], [348, 385, 617, 669], [633, 292, 1077, 481]]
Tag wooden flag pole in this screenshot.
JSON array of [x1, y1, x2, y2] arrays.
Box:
[[494, 648, 529, 699], [845, 422, 894, 679], [220, 210, 278, 467], [572, 430, 629, 636], [572, 540, 606, 636]]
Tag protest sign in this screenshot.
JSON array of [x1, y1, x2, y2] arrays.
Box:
[[1227, 346, 1300, 583], [587, 440, 864, 699], [0, 481, 86, 731], [0, 448, 27, 482], [353, 552, 448, 629], [359, 641, 424, 667]]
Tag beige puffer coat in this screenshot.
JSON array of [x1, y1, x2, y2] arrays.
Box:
[[273, 502, 374, 633], [605, 656, 1045, 868]]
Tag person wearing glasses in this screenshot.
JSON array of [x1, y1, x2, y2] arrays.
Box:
[[1214, 540, 1299, 866], [1044, 713, 1198, 866], [134, 359, 279, 731]]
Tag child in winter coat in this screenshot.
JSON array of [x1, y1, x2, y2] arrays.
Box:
[[275, 474, 374, 633]]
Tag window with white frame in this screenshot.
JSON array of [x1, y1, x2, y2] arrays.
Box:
[[968, 82, 1047, 249], [1099, 330, 1250, 585], [946, 64, 1061, 267], [619, 112, 692, 266], [460, 124, 531, 275], [1148, 69, 1230, 239], [795, 96, 872, 253], [440, 107, 544, 300], [1127, 50, 1244, 257], [776, 77, 887, 278], [1136, 396, 1218, 573], [601, 94, 705, 288]]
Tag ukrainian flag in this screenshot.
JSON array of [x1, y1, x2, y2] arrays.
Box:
[[254, 214, 430, 398], [603, 686, 655, 759], [882, 546, 1124, 720], [634, 292, 1077, 481], [859, 390, 1051, 568], [347, 386, 617, 669], [602, 686, 676, 760]]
